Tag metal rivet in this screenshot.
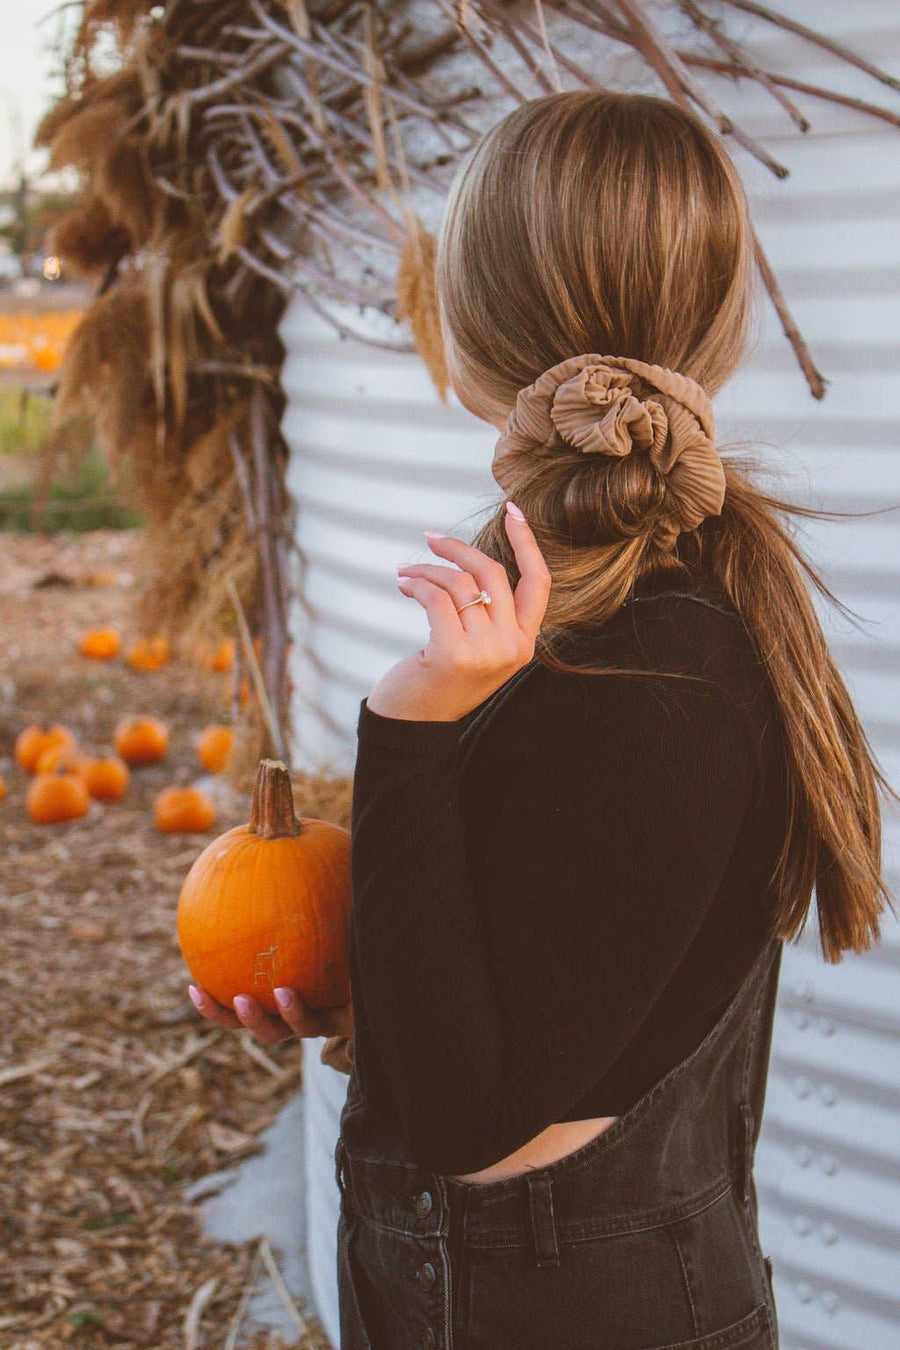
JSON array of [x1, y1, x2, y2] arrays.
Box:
[[415, 1190, 434, 1218], [416, 1261, 436, 1291]]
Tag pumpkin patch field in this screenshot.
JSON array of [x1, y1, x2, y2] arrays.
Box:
[[0, 529, 334, 1350]]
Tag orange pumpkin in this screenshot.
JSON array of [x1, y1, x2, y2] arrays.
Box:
[[15, 724, 77, 774], [114, 716, 169, 765], [0, 775, 6, 803], [26, 770, 90, 824], [125, 636, 171, 671], [176, 759, 352, 1017], [197, 724, 234, 774], [211, 638, 235, 673], [35, 743, 86, 775], [155, 785, 217, 834], [78, 627, 121, 660], [80, 756, 130, 802]]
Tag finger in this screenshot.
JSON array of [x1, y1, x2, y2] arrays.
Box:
[[233, 993, 294, 1044], [502, 503, 553, 636], [189, 984, 243, 1029], [396, 574, 476, 652], [273, 987, 331, 1038], [396, 562, 488, 612], [423, 531, 515, 627]]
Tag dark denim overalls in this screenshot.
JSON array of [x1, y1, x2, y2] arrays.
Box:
[[333, 929, 782, 1349]]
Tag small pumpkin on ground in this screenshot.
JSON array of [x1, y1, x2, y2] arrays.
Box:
[[0, 776, 6, 803], [126, 636, 172, 671], [26, 769, 90, 824], [155, 785, 217, 834], [78, 627, 121, 660], [80, 756, 130, 802], [176, 759, 352, 1017], [15, 724, 78, 774], [210, 638, 235, 673], [196, 724, 233, 774], [35, 743, 87, 775], [114, 716, 169, 765]]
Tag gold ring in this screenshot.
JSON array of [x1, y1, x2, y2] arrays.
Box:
[[455, 589, 491, 614]]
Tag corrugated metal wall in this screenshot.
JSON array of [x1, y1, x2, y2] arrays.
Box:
[[281, 5, 900, 1345]]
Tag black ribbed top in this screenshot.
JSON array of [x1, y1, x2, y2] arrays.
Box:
[[342, 568, 789, 1176]]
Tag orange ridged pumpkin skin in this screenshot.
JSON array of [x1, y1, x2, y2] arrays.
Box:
[[15, 724, 77, 773], [155, 786, 217, 834], [81, 756, 130, 802], [79, 628, 121, 660], [26, 771, 90, 824], [0, 776, 6, 803], [197, 724, 233, 774], [114, 717, 169, 765], [176, 760, 352, 1016]]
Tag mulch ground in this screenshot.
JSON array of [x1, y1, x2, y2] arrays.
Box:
[[1, 528, 333, 1350]]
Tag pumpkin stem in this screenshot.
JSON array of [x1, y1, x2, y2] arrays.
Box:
[[249, 758, 302, 839]]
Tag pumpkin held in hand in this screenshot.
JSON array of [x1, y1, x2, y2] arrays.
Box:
[[176, 759, 352, 1017]]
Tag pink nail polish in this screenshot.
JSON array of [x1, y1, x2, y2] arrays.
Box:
[[424, 530, 444, 540], [188, 985, 202, 1009], [234, 995, 252, 1016], [274, 988, 292, 1010], [506, 500, 526, 521]]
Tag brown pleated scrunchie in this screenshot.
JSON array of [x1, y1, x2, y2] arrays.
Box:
[[491, 353, 725, 550]]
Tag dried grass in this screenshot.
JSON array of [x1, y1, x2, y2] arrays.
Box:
[[0, 529, 339, 1349]]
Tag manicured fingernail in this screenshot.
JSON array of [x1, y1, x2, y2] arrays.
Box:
[[424, 530, 443, 540], [234, 995, 252, 1016], [274, 988, 292, 1010], [506, 500, 525, 521], [188, 985, 202, 1008]]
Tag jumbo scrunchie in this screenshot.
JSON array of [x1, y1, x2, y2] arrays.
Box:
[[491, 353, 725, 549]]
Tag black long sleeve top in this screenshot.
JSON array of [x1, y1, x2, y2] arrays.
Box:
[[341, 566, 789, 1177]]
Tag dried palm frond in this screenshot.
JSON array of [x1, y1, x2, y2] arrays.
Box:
[[396, 211, 449, 402], [48, 195, 132, 274]]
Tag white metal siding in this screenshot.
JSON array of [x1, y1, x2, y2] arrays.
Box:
[[282, 5, 900, 1345]]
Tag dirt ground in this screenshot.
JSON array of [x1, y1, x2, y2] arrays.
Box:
[[1, 529, 331, 1350]]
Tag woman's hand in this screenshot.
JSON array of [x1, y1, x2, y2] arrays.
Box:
[[368, 500, 553, 722], [188, 984, 354, 1046]]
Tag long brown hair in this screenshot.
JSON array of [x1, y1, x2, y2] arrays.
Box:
[[435, 89, 897, 965]]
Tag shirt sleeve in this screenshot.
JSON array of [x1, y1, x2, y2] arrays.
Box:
[[348, 669, 757, 1176]]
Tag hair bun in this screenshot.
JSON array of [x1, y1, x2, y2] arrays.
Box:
[[492, 353, 725, 549]]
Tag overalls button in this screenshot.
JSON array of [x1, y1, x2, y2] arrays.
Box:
[[416, 1261, 437, 1290], [415, 1190, 434, 1217]]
